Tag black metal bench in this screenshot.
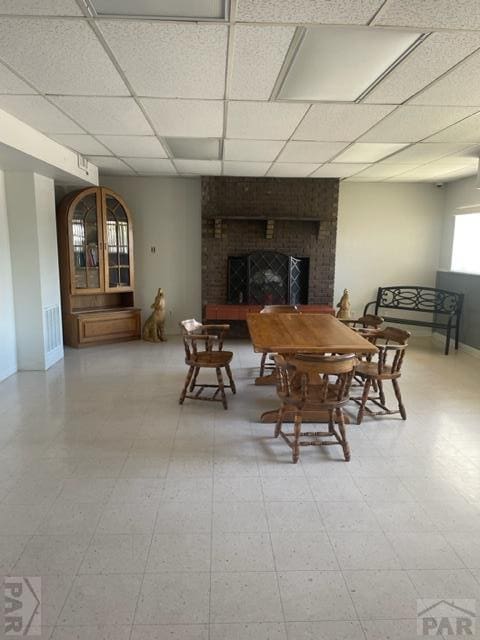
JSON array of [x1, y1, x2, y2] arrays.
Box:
[[364, 286, 464, 355]]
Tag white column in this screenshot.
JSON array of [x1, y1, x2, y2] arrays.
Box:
[[6, 172, 64, 371], [0, 170, 17, 381]]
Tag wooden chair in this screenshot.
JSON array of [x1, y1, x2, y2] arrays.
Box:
[[274, 353, 357, 463], [341, 315, 384, 386], [179, 319, 236, 410], [352, 327, 410, 424], [259, 305, 300, 378], [341, 314, 384, 334]]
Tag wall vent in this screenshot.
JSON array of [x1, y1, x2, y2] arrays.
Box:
[[77, 153, 89, 172], [44, 305, 61, 352]]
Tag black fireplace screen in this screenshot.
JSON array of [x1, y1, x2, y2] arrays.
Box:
[[227, 251, 309, 305]]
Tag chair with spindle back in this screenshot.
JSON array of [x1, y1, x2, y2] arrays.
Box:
[[352, 326, 410, 424], [274, 353, 357, 464], [179, 319, 236, 410], [341, 314, 384, 386], [258, 305, 300, 378], [341, 314, 384, 333]]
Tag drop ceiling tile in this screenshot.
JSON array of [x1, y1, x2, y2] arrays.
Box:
[[460, 144, 480, 158], [230, 25, 294, 100], [268, 163, 319, 177], [0, 18, 128, 96], [0, 62, 34, 94], [0, 95, 82, 133], [428, 158, 478, 179], [223, 161, 271, 176], [97, 135, 167, 158], [311, 163, 371, 178], [140, 99, 223, 138], [123, 158, 176, 174], [227, 101, 308, 140], [382, 142, 473, 164], [387, 158, 478, 182], [51, 97, 152, 135], [278, 141, 348, 163], [365, 31, 480, 105], [360, 106, 478, 143], [49, 134, 111, 155], [385, 173, 429, 182], [427, 112, 480, 143], [410, 50, 480, 107], [224, 139, 285, 161], [0, 0, 83, 15], [88, 156, 135, 175], [99, 21, 227, 99], [349, 163, 418, 179], [175, 159, 222, 175], [424, 156, 479, 171], [293, 103, 395, 142], [236, 0, 384, 24], [373, 0, 480, 30], [334, 143, 408, 163]]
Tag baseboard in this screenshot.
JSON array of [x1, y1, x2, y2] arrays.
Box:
[[0, 363, 17, 383], [45, 344, 64, 369], [432, 332, 480, 359]]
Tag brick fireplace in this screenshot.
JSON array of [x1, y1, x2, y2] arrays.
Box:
[[202, 176, 339, 312]]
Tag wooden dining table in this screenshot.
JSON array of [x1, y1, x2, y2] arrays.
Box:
[[247, 312, 378, 423]]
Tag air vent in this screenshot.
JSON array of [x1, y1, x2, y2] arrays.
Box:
[[77, 153, 89, 172], [44, 305, 61, 353]]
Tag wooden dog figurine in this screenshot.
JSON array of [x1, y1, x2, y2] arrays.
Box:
[[142, 288, 167, 342], [336, 288, 352, 320]]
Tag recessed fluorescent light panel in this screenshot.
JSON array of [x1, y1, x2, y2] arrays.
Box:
[[88, 0, 228, 20], [166, 137, 221, 160], [275, 26, 424, 102], [334, 143, 409, 163]]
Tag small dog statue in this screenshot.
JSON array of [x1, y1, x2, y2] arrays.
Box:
[[336, 288, 352, 320], [142, 288, 167, 342]]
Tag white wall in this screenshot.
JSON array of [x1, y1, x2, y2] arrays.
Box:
[[103, 176, 202, 334], [96, 178, 445, 332], [6, 172, 63, 370], [0, 170, 17, 381], [5, 172, 44, 369], [34, 174, 64, 368], [336, 182, 444, 318]]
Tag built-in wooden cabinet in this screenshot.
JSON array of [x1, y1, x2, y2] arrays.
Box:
[[57, 187, 141, 347]]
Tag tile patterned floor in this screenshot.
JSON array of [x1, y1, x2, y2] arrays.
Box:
[[0, 337, 480, 639]]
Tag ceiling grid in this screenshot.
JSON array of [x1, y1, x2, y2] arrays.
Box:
[[0, 0, 477, 182]]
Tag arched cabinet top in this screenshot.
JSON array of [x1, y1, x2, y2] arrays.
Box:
[[59, 187, 133, 226], [57, 185, 135, 296]]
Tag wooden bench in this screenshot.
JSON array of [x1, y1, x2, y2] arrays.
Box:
[[364, 286, 464, 355]]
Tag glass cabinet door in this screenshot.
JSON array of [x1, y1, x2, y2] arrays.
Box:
[[104, 193, 133, 291], [69, 191, 104, 293]]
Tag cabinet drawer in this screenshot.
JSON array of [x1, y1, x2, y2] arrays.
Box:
[[77, 310, 141, 345]]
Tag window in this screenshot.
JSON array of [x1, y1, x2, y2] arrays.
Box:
[[451, 213, 480, 274]]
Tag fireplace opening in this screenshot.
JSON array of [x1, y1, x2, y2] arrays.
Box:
[[227, 251, 309, 305]]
